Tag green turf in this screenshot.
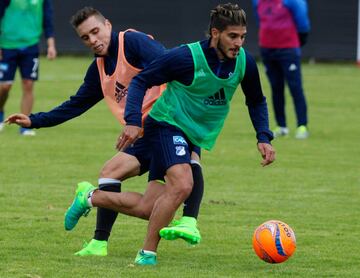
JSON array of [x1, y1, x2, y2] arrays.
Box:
[[0, 56, 359, 277]]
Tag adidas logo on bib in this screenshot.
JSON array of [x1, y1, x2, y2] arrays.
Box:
[[204, 88, 227, 106], [198, 69, 206, 77]]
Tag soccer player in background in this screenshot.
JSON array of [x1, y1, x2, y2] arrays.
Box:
[[6, 7, 203, 257], [65, 3, 275, 266], [252, 0, 310, 139], [0, 0, 57, 135]]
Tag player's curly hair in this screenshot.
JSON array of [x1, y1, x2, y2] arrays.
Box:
[[70, 7, 106, 28], [208, 3, 246, 36]]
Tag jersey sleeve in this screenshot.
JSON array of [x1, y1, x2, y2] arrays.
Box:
[[30, 61, 104, 128], [42, 0, 55, 38], [241, 51, 273, 143], [284, 0, 310, 33]]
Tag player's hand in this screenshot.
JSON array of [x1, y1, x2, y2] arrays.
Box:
[[47, 46, 57, 60], [4, 113, 31, 127], [257, 143, 275, 167], [116, 125, 142, 151]]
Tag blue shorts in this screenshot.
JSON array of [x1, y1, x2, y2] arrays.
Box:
[[124, 116, 199, 181], [123, 134, 152, 178], [0, 44, 39, 82]]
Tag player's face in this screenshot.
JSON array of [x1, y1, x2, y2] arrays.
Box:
[[211, 25, 247, 60], [76, 15, 112, 56]]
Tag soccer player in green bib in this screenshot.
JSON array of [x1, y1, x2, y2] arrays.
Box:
[[119, 3, 276, 265], [0, 0, 57, 135], [63, 3, 276, 265]]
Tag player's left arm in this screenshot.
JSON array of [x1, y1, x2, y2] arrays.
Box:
[[241, 51, 275, 166], [43, 0, 57, 59]]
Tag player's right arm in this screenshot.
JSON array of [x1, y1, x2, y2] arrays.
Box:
[[6, 61, 103, 128], [241, 51, 275, 166]]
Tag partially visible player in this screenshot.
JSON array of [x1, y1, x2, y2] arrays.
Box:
[[252, 0, 310, 139], [0, 0, 57, 135], [5, 7, 203, 256]]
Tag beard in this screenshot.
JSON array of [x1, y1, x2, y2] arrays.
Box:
[[216, 39, 239, 60]]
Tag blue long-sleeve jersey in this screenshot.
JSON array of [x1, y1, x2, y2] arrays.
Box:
[[29, 31, 165, 128], [0, 0, 55, 39], [125, 40, 273, 143]]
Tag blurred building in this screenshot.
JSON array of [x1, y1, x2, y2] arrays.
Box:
[[51, 0, 358, 61]]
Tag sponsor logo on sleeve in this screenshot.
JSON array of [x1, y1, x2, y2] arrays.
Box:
[[173, 136, 188, 146]]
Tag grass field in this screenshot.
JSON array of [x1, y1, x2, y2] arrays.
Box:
[[0, 56, 359, 278]]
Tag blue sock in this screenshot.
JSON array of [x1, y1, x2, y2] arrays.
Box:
[[0, 111, 4, 122]]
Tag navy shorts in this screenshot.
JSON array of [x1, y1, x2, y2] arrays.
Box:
[[192, 145, 201, 158], [0, 44, 39, 82], [124, 116, 197, 182], [123, 133, 152, 177]]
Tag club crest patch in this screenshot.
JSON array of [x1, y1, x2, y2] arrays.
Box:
[[175, 146, 186, 156], [0, 63, 9, 71]]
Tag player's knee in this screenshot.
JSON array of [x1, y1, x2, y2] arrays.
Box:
[[182, 181, 193, 198], [0, 84, 11, 94], [99, 158, 121, 178], [22, 80, 34, 93], [99, 153, 140, 180], [138, 207, 152, 220], [171, 179, 193, 202], [180, 176, 193, 195], [134, 203, 152, 220]]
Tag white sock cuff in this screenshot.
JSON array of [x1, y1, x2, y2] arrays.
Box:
[[190, 160, 201, 167], [87, 190, 94, 207], [142, 249, 157, 256], [98, 178, 121, 185]]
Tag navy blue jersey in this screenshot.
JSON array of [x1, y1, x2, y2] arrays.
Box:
[[125, 39, 273, 143], [29, 31, 166, 128]]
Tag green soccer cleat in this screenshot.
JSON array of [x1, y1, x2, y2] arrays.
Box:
[[64, 181, 95, 231], [169, 219, 180, 226], [273, 126, 289, 138], [74, 239, 108, 256], [159, 216, 201, 245], [295, 125, 309, 139], [134, 250, 157, 266]]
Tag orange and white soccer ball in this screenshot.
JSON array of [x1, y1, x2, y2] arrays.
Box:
[[252, 220, 296, 263]]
